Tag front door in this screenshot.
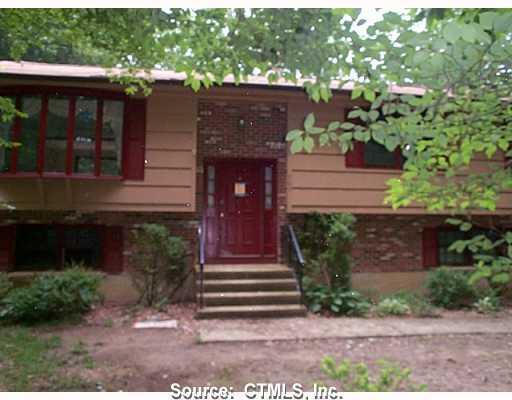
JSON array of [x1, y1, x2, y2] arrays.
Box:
[[203, 159, 276, 263]]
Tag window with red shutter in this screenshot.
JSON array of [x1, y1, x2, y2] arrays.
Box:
[[102, 226, 124, 274], [0, 225, 15, 271], [422, 227, 439, 268], [122, 98, 146, 180]]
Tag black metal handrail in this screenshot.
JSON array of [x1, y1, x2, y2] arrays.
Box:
[[197, 225, 206, 308], [287, 224, 305, 303]]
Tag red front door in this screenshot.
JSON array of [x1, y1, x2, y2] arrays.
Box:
[[203, 159, 276, 263]]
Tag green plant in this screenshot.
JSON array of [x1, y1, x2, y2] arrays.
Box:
[[130, 223, 188, 307], [425, 267, 476, 309], [376, 298, 410, 317], [0, 267, 102, 324], [298, 212, 356, 291], [0, 326, 91, 391], [304, 278, 371, 316], [321, 357, 427, 392], [473, 294, 501, 314], [384, 291, 440, 318], [0, 272, 12, 300]]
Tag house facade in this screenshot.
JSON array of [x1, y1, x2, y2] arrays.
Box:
[[0, 61, 510, 307]]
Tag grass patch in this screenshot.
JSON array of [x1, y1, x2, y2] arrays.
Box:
[[0, 326, 92, 391]]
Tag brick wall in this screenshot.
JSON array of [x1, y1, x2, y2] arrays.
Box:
[[197, 100, 288, 260]]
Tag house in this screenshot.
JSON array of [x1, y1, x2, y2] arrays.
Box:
[[0, 61, 510, 317]]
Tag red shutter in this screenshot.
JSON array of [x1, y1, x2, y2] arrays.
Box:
[[345, 141, 365, 168], [0, 225, 15, 271], [422, 227, 439, 268], [102, 226, 123, 274], [123, 98, 146, 180]]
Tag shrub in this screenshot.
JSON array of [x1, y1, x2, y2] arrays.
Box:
[[0, 272, 12, 300], [298, 212, 356, 291], [425, 267, 476, 309], [321, 357, 427, 392], [304, 278, 371, 316], [376, 298, 410, 316], [384, 291, 440, 318], [0, 267, 102, 323], [130, 223, 188, 307], [473, 293, 501, 314]]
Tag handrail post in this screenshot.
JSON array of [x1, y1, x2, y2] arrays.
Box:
[[197, 225, 205, 308], [287, 224, 305, 305]]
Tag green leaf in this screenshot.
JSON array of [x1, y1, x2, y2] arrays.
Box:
[[443, 22, 461, 43], [304, 113, 315, 130], [460, 222, 472, 232], [307, 126, 325, 135], [480, 11, 498, 30], [327, 121, 340, 131], [303, 136, 315, 153], [363, 88, 376, 102], [286, 129, 303, 141], [340, 122, 355, 130], [384, 136, 399, 152], [290, 137, 304, 153], [351, 86, 363, 100]]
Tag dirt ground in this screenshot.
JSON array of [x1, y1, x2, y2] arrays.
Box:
[[32, 304, 512, 392]]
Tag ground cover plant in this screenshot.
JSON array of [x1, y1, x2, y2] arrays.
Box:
[[0, 326, 91, 391], [321, 357, 427, 392]]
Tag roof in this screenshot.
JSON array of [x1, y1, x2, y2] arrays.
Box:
[[0, 60, 426, 96]]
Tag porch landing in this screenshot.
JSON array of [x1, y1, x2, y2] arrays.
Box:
[[196, 263, 306, 319]]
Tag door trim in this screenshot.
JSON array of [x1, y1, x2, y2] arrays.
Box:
[[202, 158, 278, 264]]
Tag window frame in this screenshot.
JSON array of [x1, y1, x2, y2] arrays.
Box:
[[0, 86, 127, 180]]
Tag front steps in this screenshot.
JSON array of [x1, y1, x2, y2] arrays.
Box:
[[196, 264, 307, 319]]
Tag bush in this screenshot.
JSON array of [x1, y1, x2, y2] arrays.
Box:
[[130, 224, 188, 307], [0, 273, 12, 300], [473, 293, 501, 314], [384, 291, 440, 318], [0, 267, 102, 323], [304, 278, 371, 316], [298, 212, 356, 291], [321, 357, 427, 392], [376, 298, 410, 316], [425, 267, 476, 309]]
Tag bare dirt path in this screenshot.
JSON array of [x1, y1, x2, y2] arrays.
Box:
[[40, 306, 512, 392]]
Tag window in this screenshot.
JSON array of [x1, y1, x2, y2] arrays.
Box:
[[438, 230, 467, 265], [423, 226, 501, 268], [0, 87, 135, 178], [264, 165, 273, 209], [14, 225, 101, 271], [346, 140, 403, 169]]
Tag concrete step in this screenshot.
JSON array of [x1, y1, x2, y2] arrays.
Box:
[[197, 264, 294, 280], [201, 291, 301, 306], [196, 304, 307, 319], [202, 278, 298, 292]]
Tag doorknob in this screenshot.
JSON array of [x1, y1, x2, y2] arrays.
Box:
[[219, 212, 225, 218]]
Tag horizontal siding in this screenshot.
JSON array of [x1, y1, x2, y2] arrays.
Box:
[[0, 86, 197, 212], [287, 96, 511, 214]]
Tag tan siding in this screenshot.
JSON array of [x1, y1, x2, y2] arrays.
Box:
[[0, 83, 197, 212], [287, 96, 511, 215]]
